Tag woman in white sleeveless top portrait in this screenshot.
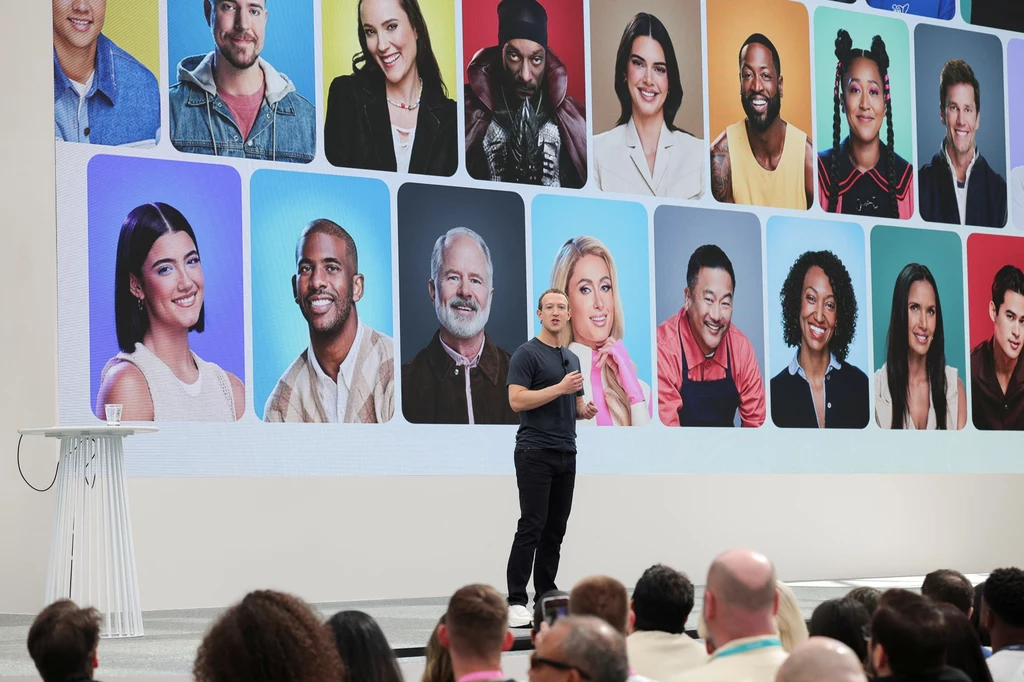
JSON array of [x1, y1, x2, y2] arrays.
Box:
[[95, 202, 245, 422]]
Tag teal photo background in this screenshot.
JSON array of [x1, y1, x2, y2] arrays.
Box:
[[766, 216, 869, 378], [250, 171, 394, 419], [869, 225, 966, 381], [961, 0, 971, 21], [814, 7, 914, 165], [531, 195, 653, 387]]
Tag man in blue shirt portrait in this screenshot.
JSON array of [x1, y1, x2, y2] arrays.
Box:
[[168, 0, 316, 164], [53, 0, 161, 147], [866, 0, 955, 20]]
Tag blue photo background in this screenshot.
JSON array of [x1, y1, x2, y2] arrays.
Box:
[[87, 155, 245, 418], [250, 171, 393, 418], [530, 195, 653, 387], [766, 217, 870, 380], [166, 0, 317, 105]]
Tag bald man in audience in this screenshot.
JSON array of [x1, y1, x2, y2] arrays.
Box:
[[531, 615, 630, 682], [777, 638, 868, 682], [678, 548, 788, 682]]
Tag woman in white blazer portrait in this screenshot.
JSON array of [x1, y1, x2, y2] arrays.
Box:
[[593, 12, 704, 200], [551, 236, 652, 427]]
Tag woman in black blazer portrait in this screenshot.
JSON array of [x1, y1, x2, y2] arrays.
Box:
[[325, 0, 457, 176], [770, 250, 869, 429]]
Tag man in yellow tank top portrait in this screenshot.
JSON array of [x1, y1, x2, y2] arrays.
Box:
[[710, 34, 814, 210]]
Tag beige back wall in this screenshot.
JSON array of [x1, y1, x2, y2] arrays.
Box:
[[589, 0, 705, 138], [2, 2, 1023, 617]]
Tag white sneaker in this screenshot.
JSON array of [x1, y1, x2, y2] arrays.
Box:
[[508, 604, 533, 628]]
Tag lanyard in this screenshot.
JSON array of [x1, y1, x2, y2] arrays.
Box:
[[457, 671, 504, 682], [713, 637, 783, 660]]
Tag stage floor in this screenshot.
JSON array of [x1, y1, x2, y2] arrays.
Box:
[[0, 574, 987, 679]]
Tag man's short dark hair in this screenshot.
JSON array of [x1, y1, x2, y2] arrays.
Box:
[[871, 589, 946, 676], [940, 59, 981, 113], [686, 244, 736, 293], [446, 584, 508, 658], [570, 576, 630, 635], [983, 567, 1024, 628], [538, 288, 568, 311], [846, 586, 882, 615], [297, 219, 359, 273], [992, 265, 1024, 311], [740, 33, 781, 75], [632, 565, 695, 635], [27, 600, 101, 682], [922, 570, 974, 616]]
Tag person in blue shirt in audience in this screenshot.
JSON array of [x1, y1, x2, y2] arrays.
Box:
[[866, 0, 955, 19], [52, 0, 160, 147]]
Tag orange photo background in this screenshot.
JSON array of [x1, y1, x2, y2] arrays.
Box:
[[706, 0, 812, 142]]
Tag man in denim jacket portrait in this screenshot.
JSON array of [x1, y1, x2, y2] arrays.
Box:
[[53, 0, 160, 147], [168, 0, 316, 164]]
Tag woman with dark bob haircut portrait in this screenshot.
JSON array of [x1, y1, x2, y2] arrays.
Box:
[[593, 12, 703, 199], [324, 0, 457, 176], [193, 590, 344, 682], [327, 611, 403, 682], [875, 263, 966, 430], [770, 250, 869, 429], [95, 202, 244, 422]]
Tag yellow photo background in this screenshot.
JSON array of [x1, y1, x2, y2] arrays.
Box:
[[322, 0, 458, 119], [100, 0, 161, 82]]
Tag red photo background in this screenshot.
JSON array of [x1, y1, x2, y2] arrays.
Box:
[[967, 233, 1024, 349], [462, 0, 586, 105]]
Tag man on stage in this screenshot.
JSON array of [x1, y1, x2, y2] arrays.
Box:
[[505, 289, 597, 628]]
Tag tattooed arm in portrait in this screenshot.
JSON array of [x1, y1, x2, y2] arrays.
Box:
[[710, 130, 734, 203], [805, 137, 816, 209]]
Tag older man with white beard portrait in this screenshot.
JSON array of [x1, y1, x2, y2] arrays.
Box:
[[402, 227, 519, 424]]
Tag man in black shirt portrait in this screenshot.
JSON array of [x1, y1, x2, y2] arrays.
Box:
[[971, 265, 1024, 430], [505, 288, 597, 628]]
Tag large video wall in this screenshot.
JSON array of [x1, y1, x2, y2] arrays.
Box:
[[55, 0, 1024, 476]]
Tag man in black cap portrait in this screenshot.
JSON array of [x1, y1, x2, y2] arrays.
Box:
[[465, 0, 587, 188]]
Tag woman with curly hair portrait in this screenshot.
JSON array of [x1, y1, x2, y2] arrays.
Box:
[[770, 250, 869, 429], [817, 29, 914, 220], [193, 590, 344, 682]]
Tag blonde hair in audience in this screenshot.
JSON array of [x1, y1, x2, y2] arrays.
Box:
[[423, 614, 454, 682], [775, 581, 809, 652]]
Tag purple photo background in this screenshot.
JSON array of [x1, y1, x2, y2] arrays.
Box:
[[1010, 40, 1024, 169], [86, 155, 245, 419]]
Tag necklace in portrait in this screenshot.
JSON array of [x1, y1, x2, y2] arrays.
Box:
[[386, 78, 423, 110]]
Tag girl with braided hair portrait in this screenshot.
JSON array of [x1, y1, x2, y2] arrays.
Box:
[[817, 29, 914, 220]]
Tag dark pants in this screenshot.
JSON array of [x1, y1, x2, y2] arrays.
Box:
[[506, 448, 576, 606]]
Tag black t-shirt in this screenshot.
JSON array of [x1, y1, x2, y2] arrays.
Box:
[[507, 337, 581, 452]]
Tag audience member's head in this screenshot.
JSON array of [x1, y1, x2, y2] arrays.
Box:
[[809, 598, 871, 664], [530, 615, 629, 682], [845, 587, 882, 616], [702, 548, 779, 648], [776, 637, 868, 682], [922, 570, 975, 617], [631, 564, 695, 635], [192, 590, 344, 682], [423, 614, 454, 682], [326, 610, 403, 682], [935, 603, 993, 682], [570, 576, 631, 635], [534, 590, 570, 644], [440, 584, 513, 669], [868, 589, 946, 678], [777, 581, 810, 652], [981, 567, 1024, 650], [970, 582, 990, 648], [27, 600, 102, 682]]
